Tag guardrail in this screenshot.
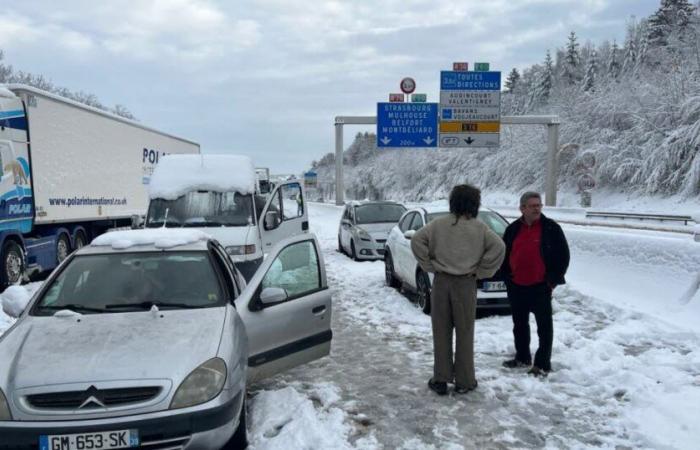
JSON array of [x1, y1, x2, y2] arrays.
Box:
[[585, 211, 694, 225]]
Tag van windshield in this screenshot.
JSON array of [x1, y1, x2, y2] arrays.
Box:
[[146, 191, 254, 227]]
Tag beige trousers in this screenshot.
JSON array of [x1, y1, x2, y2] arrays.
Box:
[[430, 272, 477, 387]]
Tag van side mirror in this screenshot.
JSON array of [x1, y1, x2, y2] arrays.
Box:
[[260, 287, 288, 305], [265, 211, 281, 230], [131, 215, 144, 229]]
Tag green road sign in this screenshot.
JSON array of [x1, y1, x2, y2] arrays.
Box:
[[474, 62, 490, 71], [411, 93, 427, 103]]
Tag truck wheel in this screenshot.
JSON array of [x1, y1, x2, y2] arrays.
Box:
[[73, 231, 87, 251], [1, 241, 24, 288], [56, 234, 71, 263], [416, 271, 432, 315]]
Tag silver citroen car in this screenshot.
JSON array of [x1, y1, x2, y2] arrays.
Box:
[[338, 201, 406, 260], [0, 230, 332, 450]]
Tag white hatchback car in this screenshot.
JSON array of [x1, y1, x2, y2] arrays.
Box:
[[384, 206, 510, 314]]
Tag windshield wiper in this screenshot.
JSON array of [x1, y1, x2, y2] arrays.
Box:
[[146, 219, 183, 228], [39, 304, 106, 314], [104, 301, 208, 310]]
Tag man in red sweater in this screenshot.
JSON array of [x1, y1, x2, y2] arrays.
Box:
[[500, 192, 570, 376]]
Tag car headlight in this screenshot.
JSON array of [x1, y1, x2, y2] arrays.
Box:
[[357, 229, 372, 241], [226, 245, 256, 256], [0, 389, 12, 420], [170, 358, 227, 409]]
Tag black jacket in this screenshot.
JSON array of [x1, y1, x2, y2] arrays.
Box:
[[500, 214, 570, 287]]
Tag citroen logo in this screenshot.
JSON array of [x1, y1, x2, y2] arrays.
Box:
[[78, 385, 106, 409]]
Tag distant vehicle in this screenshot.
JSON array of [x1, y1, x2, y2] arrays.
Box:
[[384, 206, 510, 314], [255, 167, 273, 195], [0, 229, 332, 450], [338, 201, 407, 260], [0, 84, 199, 289], [145, 155, 309, 280]]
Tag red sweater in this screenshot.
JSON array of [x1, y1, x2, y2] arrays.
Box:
[[509, 218, 546, 286]]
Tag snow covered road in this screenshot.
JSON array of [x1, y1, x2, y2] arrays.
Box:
[[246, 203, 700, 450], [1, 203, 699, 449]]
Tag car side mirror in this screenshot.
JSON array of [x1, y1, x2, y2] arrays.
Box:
[[260, 287, 288, 305], [131, 214, 144, 229], [403, 230, 416, 239], [264, 211, 281, 230]]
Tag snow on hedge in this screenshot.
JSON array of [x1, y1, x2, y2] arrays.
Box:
[[92, 229, 211, 250], [148, 154, 256, 200]]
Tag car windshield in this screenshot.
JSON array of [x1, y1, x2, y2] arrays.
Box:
[[354, 204, 406, 224], [146, 191, 254, 227], [427, 211, 508, 236], [33, 252, 225, 315]]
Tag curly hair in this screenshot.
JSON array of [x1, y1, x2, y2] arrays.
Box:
[[449, 184, 481, 223]]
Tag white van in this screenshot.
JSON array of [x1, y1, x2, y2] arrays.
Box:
[[144, 154, 308, 279]]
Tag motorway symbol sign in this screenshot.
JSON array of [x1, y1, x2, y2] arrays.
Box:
[[453, 62, 469, 71], [474, 62, 490, 71], [389, 93, 405, 102], [400, 77, 416, 94], [377, 102, 438, 148], [411, 93, 427, 103]]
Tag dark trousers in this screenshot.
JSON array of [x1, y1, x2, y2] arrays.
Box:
[[507, 282, 553, 371]]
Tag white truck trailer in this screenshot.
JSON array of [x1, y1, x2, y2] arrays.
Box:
[[0, 84, 200, 288]]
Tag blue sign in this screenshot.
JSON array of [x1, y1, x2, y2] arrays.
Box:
[[440, 71, 501, 90], [376, 102, 438, 148]]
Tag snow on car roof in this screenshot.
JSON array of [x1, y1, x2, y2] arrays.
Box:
[[91, 229, 211, 250], [0, 85, 18, 99], [148, 154, 256, 200]]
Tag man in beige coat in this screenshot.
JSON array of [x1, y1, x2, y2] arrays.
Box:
[[411, 184, 505, 395]]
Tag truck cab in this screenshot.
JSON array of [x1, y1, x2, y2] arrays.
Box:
[[145, 155, 308, 280]]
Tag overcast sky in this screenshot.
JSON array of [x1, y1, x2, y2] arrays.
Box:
[[1, 0, 661, 174]]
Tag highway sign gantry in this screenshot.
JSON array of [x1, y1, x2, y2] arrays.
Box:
[[377, 102, 438, 148]]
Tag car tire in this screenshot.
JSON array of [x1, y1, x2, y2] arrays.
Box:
[[350, 240, 358, 261], [416, 271, 431, 315], [1, 240, 24, 289], [384, 251, 400, 288], [224, 397, 247, 449], [338, 235, 345, 254], [73, 230, 87, 251], [56, 233, 71, 264]]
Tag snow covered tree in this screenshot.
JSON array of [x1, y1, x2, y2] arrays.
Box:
[[582, 49, 598, 92], [504, 68, 520, 93], [529, 51, 554, 108], [561, 31, 581, 85], [647, 0, 695, 47], [608, 41, 622, 78], [621, 26, 638, 73]]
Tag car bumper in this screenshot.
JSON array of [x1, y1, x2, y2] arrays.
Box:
[[0, 390, 243, 450], [476, 290, 509, 308], [353, 240, 385, 260]]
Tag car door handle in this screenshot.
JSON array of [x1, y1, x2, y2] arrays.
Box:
[[312, 305, 326, 315]]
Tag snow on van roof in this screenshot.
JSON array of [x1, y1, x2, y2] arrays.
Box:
[[91, 229, 211, 250], [148, 154, 256, 200]]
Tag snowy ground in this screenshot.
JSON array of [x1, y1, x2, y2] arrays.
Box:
[[2, 203, 699, 449]]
